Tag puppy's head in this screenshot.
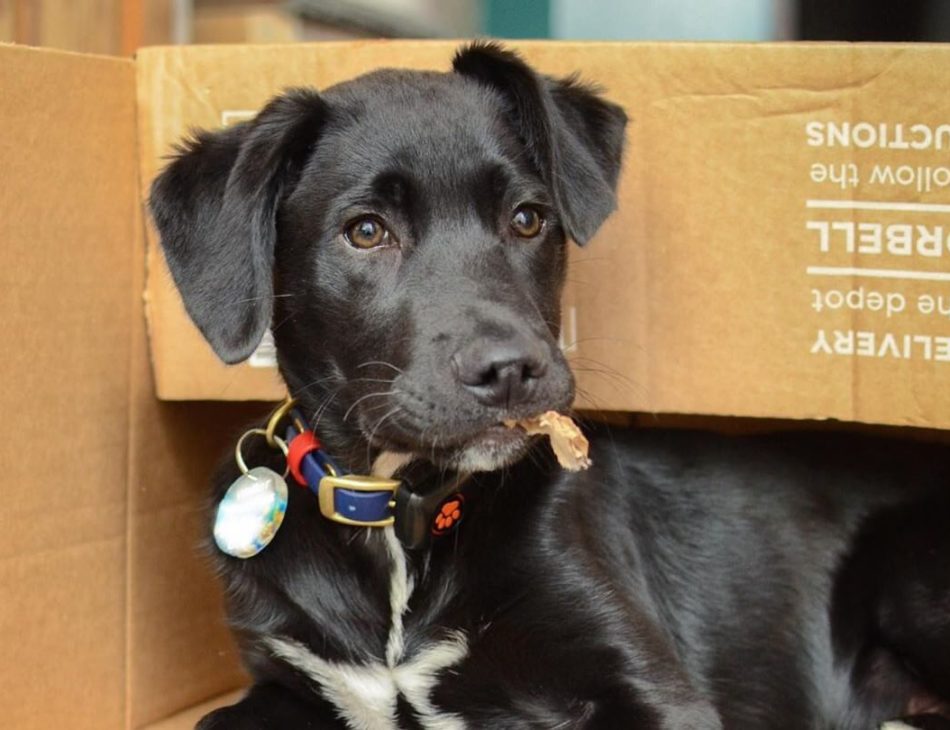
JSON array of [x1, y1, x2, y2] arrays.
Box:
[[150, 43, 626, 472]]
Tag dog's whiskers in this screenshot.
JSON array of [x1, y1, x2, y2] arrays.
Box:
[[568, 383, 619, 414], [270, 311, 296, 334], [362, 405, 405, 465], [231, 292, 297, 304], [569, 357, 647, 399], [308, 384, 347, 428], [295, 373, 342, 396], [568, 334, 641, 350], [349, 377, 399, 385], [355, 360, 405, 376], [343, 390, 398, 423]]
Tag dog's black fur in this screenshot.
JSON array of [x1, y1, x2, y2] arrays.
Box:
[[150, 43, 950, 729]]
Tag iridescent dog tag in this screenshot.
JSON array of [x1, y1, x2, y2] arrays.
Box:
[[213, 466, 288, 558]]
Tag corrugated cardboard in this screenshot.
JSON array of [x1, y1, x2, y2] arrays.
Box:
[[0, 45, 134, 730], [1, 44, 252, 729], [4, 39, 950, 730], [137, 42, 950, 429]]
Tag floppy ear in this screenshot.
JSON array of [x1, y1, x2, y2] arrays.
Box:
[[453, 42, 627, 245], [149, 89, 328, 364]]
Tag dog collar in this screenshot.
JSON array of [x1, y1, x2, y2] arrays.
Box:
[[213, 399, 469, 558]]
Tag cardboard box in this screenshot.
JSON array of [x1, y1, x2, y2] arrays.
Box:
[[3, 39, 950, 729], [1, 45, 256, 730], [137, 41, 950, 429]]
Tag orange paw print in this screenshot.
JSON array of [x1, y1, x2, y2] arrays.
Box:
[[432, 496, 464, 534]]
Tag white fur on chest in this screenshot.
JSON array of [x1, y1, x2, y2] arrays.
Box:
[[265, 527, 468, 729]]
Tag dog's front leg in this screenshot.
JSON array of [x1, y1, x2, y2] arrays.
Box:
[[196, 683, 345, 730]]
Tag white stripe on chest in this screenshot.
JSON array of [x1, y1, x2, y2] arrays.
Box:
[[266, 526, 468, 729]]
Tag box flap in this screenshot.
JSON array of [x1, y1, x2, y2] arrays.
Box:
[[0, 44, 135, 730]]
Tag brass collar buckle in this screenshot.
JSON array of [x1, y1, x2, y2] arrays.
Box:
[[317, 473, 400, 528]]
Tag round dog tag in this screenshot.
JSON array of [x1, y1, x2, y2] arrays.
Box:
[[213, 466, 288, 558]]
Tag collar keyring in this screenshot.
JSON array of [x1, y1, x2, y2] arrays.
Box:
[[235, 428, 290, 478]]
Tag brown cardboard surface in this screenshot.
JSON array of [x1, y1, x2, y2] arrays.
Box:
[[0, 43, 253, 730], [0, 45, 135, 729], [125, 396, 254, 729], [599, 43, 950, 429], [138, 42, 950, 430]]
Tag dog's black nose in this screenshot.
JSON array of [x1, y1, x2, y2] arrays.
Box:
[[452, 337, 548, 408]]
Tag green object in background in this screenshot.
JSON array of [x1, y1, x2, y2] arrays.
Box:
[[484, 0, 551, 38]]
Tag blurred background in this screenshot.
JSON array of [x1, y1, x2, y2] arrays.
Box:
[[2, 0, 950, 55]]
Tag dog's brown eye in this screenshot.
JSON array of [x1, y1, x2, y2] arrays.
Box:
[[510, 206, 544, 239], [345, 217, 391, 249]]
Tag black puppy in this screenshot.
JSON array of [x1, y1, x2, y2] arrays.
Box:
[[150, 43, 950, 729]]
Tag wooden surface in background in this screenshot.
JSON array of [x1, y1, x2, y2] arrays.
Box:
[[0, 1, 14, 42], [1, 0, 175, 54]]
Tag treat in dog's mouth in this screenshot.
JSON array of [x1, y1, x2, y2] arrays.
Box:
[[505, 411, 591, 471]]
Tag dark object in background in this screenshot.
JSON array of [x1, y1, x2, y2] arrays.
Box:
[[799, 0, 950, 41]]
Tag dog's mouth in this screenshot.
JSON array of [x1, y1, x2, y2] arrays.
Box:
[[360, 416, 534, 473], [446, 423, 532, 472], [348, 369, 575, 473]]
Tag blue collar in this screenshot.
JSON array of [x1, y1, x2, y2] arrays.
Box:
[[281, 405, 469, 550]]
